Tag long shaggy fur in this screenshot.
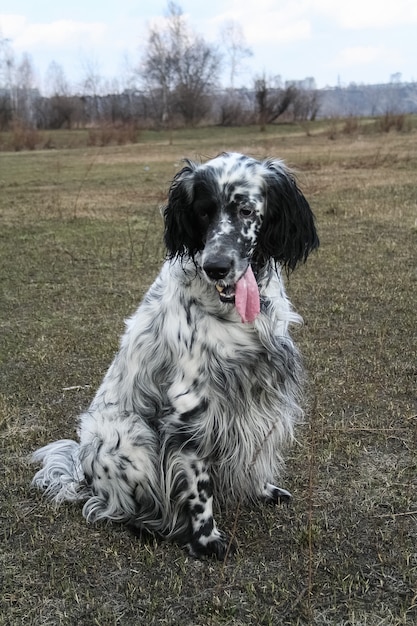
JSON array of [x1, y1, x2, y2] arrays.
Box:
[[32, 152, 319, 559]]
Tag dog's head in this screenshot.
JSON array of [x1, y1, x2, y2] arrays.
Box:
[[163, 152, 319, 310]]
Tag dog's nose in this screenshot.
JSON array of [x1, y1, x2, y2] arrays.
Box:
[[203, 258, 232, 281]]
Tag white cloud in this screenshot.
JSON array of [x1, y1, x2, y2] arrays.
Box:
[[207, 0, 417, 37], [0, 13, 27, 36], [207, 1, 312, 44], [0, 14, 107, 50], [310, 0, 417, 29], [330, 45, 402, 69], [245, 17, 311, 44]]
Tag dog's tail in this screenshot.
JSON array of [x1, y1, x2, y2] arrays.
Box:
[[31, 439, 91, 503]]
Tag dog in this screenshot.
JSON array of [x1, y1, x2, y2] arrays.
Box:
[[32, 152, 319, 559]]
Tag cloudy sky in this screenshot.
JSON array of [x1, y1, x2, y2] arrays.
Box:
[[1, 0, 416, 92]]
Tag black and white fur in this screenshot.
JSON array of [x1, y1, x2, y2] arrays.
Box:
[[32, 152, 319, 559]]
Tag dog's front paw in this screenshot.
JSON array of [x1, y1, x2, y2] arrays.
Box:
[[262, 482, 292, 505], [187, 529, 235, 560]]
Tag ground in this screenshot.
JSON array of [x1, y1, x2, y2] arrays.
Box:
[[1, 121, 416, 625]]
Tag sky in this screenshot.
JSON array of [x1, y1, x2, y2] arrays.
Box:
[[1, 0, 417, 93]]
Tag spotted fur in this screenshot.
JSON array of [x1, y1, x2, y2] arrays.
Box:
[[32, 152, 319, 559]]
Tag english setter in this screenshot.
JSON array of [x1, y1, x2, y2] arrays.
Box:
[[32, 152, 319, 559]]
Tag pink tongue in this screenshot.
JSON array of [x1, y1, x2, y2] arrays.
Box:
[[235, 266, 260, 323]]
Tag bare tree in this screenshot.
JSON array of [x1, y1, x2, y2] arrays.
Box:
[[14, 53, 38, 126], [292, 88, 321, 121], [81, 54, 103, 124], [141, 12, 178, 123], [34, 61, 82, 129], [81, 55, 102, 96], [0, 36, 38, 127], [173, 34, 221, 124], [0, 31, 14, 86], [0, 32, 14, 129], [45, 61, 70, 97], [140, 1, 221, 126], [220, 20, 252, 90], [217, 88, 254, 127], [254, 74, 297, 130]]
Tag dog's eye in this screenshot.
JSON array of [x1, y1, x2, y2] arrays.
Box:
[[194, 201, 215, 220]]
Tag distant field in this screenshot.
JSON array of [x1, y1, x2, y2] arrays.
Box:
[[1, 124, 416, 625]]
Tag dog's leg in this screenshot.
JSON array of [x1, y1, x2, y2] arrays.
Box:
[[164, 379, 233, 558], [162, 439, 233, 559], [183, 457, 233, 560]]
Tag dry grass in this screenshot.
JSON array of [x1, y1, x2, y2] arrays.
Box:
[[1, 123, 416, 625]]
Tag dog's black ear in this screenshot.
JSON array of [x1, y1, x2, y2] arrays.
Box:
[[255, 159, 319, 270], [163, 161, 200, 259]]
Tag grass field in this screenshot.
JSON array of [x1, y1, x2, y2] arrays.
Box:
[[1, 122, 416, 625]]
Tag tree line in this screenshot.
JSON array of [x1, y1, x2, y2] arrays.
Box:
[[1, 2, 414, 134]]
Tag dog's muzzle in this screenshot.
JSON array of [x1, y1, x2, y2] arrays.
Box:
[[203, 258, 260, 323], [202, 257, 237, 303]]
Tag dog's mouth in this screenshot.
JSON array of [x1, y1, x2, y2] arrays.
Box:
[[215, 283, 236, 303], [214, 266, 260, 323]]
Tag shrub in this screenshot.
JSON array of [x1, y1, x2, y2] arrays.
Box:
[[87, 123, 140, 147], [342, 116, 359, 135], [9, 120, 39, 151], [378, 112, 408, 133]]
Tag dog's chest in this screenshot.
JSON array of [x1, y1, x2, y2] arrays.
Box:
[[165, 304, 266, 414], [168, 300, 261, 364]]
